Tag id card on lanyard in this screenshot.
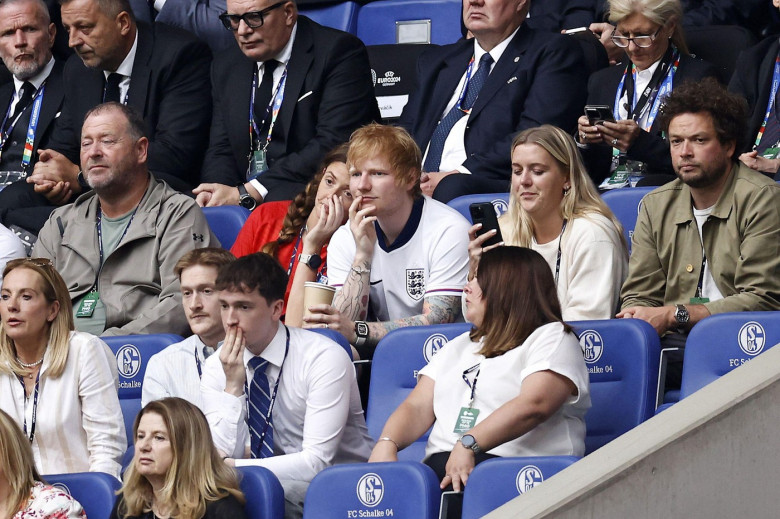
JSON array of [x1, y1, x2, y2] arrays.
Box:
[[0, 83, 46, 175], [753, 54, 780, 158], [248, 66, 288, 179]]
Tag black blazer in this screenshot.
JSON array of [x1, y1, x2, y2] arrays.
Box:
[[201, 16, 380, 201], [47, 22, 212, 190], [0, 59, 65, 170], [729, 36, 779, 155], [399, 24, 589, 183], [582, 53, 718, 184]]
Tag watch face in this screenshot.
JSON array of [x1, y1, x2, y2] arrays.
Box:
[[356, 321, 369, 337], [461, 434, 475, 447]]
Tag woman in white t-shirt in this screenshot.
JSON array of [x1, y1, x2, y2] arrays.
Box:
[[468, 124, 628, 321], [369, 247, 590, 493]]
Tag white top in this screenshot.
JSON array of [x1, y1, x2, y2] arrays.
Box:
[[0, 223, 26, 280], [201, 323, 373, 482], [103, 32, 138, 104], [142, 334, 214, 410], [422, 26, 520, 174], [692, 205, 724, 302], [420, 323, 590, 459], [10, 58, 55, 114], [0, 331, 126, 478], [617, 59, 661, 129], [328, 197, 470, 321]]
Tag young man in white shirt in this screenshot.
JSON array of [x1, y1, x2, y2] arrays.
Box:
[[304, 123, 470, 358], [142, 247, 235, 409], [201, 253, 372, 519]]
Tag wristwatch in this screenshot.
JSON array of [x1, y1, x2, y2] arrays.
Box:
[[354, 320, 369, 347], [299, 253, 322, 271], [237, 184, 257, 211], [674, 304, 690, 326], [459, 434, 482, 454]]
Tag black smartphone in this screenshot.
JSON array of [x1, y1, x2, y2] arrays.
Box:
[[469, 202, 503, 247], [584, 104, 616, 126]]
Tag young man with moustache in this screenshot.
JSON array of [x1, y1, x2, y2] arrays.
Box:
[[304, 124, 470, 357], [201, 252, 372, 519], [618, 78, 780, 389], [142, 248, 235, 410]]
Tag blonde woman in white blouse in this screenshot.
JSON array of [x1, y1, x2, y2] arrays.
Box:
[[0, 258, 126, 479]]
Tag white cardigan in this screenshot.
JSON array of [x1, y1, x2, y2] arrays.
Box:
[[0, 331, 126, 478]]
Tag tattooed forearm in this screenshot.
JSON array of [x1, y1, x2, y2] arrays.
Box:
[[333, 259, 372, 321], [366, 295, 461, 346]]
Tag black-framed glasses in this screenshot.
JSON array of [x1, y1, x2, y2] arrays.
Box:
[[219, 2, 285, 31], [611, 27, 661, 48]]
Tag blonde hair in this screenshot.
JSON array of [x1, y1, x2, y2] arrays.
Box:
[[117, 398, 245, 519], [0, 408, 41, 517], [0, 259, 73, 378], [501, 125, 628, 255], [347, 123, 422, 197], [607, 0, 689, 54]]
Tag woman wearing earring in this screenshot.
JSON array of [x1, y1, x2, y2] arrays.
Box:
[[468, 125, 628, 321], [577, 0, 717, 186], [0, 258, 125, 478]]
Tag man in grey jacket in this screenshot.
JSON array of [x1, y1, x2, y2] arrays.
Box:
[[33, 102, 218, 336]]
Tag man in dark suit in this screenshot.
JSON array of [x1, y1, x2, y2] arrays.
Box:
[[0, 0, 64, 175], [0, 0, 212, 234], [192, 0, 379, 211], [399, 0, 588, 202]]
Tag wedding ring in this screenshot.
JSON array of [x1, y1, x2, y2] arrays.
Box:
[[611, 138, 618, 146], [580, 132, 586, 140]]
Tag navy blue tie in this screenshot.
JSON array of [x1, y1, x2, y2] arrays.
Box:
[[423, 53, 494, 172], [248, 356, 274, 458]]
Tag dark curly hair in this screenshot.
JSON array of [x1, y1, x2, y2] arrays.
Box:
[[659, 77, 748, 153], [261, 143, 349, 257]]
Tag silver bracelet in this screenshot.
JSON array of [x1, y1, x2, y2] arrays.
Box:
[[350, 265, 370, 275], [378, 437, 400, 450]]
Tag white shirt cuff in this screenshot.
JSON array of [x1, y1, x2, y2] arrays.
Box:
[[249, 179, 268, 201], [153, 0, 165, 11]]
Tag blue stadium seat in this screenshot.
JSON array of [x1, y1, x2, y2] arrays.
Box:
[[303, 461, 440, 519], [366, 323, 471, 461], [600, 186, 654, 253], [44, 471, 121, 519], [202, 206, 251, 250], [309, 328, 353, 360], [447, 193, 510, 223], [237, 466, 285, 519], [461, 456, 580, 518], [680, 312, 780, 399], [569, 319, 661, 454], [300, 1, 360, 34], [103, 334, 185, 444], [356, 0, 463, 45]]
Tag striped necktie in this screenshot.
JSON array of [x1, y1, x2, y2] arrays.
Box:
[[248, 355, 274, 458]]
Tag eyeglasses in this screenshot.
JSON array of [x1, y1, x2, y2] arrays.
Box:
[[611, 27, 661, 48], [219, 2, 285, 31]]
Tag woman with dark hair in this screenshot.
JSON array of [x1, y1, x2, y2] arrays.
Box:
[[231, 144, 351, 325], [110, 397, 246, 519], [369, 247, 590, 492], [0, 408, 86, 518]]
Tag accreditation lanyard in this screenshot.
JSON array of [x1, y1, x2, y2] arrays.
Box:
[[462, 363, 481, 407], [244, 326, 290, 449], [753, 54, 780, 150], [455, 57, 476, 115], [553, 219, 568, 287], [0, 83, 46, 173], [17, 372, 40, 443], [249, 65, 289, 152], [195, 346, 203, 379], [94, 204, 140, 290], [285, 227, 327, 282], [454, 362, 481, 433]]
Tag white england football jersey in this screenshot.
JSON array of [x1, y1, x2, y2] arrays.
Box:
[[328, 197, 470, 321]]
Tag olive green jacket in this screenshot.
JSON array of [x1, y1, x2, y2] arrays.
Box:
[[621, 162, 780, 314]]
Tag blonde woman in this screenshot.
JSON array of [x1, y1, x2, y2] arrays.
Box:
[[0, 408, 86, 518], [111, 398, 246, 519], [468, 125, 628, 321], [0, 258, 125, 478]]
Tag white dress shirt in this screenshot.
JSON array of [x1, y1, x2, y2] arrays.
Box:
[[142, 334, 214, 410], [617, 59, 661, 130], [9, 57, 55, 116], [103, 32, 138, 104], [422, 26, 519, 174], [0, 331, 126, 478], [202, 323, 373, 482]]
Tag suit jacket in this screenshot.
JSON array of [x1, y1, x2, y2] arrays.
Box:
[[0, 60, 65, 171], [201, 16, 380, 200], [729, 36, 779, 155], [47, 22, 212, 190], [399, 24, 588, 183], [527, 0, 596, 32], [582, 53, 717, 184]]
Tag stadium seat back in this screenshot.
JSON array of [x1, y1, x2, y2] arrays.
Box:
[[684, 25, 756, 84], [600, 187, 654, 253], [303, 461, 440, 519], [237, 466, 285, 519], [300, 2, 360, 34], [366, 323, 471, 461], [447, 193, 510, 223], [357, 0, 463, 45], [202, 206, 251, 250], [44, 471, 121, 519], [461, 456, 580, 519], [570, 319, 661, 454], [103, 334, 185, 444]]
